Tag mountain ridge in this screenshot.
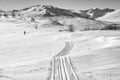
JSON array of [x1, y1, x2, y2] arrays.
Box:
[[0, 5, 116, 19], [79, 8, 115, 19]]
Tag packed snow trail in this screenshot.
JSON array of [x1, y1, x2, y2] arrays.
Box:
[[50, 42, 79, 80]]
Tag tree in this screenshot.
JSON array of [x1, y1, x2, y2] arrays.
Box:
[[3, 13, 8, 17], [68, 24, 74, 32], [11, 12, 15, 18], [31, 17, 35, 22], [0, 13, 2, 17]]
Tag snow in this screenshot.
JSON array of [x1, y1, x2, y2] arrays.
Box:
[[0, 22, 120, 80], [97, 9, 120, 22]]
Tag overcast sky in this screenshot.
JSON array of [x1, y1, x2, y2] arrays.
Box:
[[0, 0, 119, 10]]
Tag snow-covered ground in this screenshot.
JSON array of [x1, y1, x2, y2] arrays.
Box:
[[0, 22, 120, 80]]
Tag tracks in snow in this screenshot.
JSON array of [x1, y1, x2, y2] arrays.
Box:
[[50, 41, 79, 80], [50, 56, 79, 80]]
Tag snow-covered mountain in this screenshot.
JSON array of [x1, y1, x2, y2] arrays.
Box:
[[11, 5, 86, 18], [97, 9, 120, 22], [0, 5, 115, 20], [79, 8, 115, 19], [0, 5, 120, 31]]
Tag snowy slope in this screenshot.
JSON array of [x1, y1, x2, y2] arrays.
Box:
[[0, 22, 120, 80], [58, 17, 107, 30], [97, 9, 120, 22], [79, 8, 114, 19]]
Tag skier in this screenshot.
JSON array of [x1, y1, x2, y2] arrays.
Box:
[[24, 31, 26, 35]]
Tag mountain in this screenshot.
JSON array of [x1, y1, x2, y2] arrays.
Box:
[[0, 5, 119, 31], [12, 5, 86, 18], [0, 5, 115, 19], [97, 9, 120, 22], [79, 8, 115, 19]]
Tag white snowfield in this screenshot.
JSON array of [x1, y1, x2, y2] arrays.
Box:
[[0, 22, 120, 80]]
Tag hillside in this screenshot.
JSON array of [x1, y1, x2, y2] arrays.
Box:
[[57, 17, 107, 30], [97, 9, 120, 22], [79, 8, 115, 19], [0, 5, 120, 31]]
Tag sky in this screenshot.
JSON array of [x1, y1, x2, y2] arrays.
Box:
[[0, 0, 120, 11]]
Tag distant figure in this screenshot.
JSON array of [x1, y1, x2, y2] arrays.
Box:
[[35, 25, 38, 30], [24, 31, 26, 35]]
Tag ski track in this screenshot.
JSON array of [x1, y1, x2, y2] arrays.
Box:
[[50, 41, 79, 80]]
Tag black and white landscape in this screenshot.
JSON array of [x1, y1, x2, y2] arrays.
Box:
[[0, 1, 120, 80]]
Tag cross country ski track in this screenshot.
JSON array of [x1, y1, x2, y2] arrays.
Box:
[[49, 42, 79, 80]]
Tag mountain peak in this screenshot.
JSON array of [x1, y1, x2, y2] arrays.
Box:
[[89, 8, 99, 10], [17, 5, 85, 17], [79, 8, 115, 19], [20, 5, 56, 12]]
